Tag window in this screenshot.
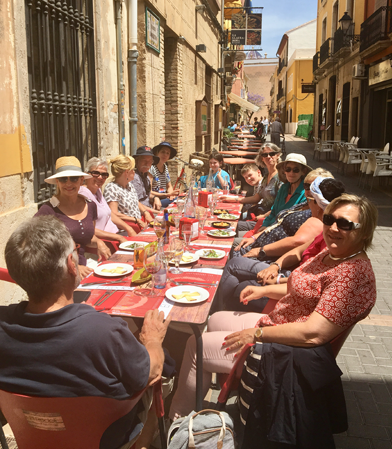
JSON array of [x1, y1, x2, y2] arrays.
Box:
[[332, 1, 339, 34], [347, 0, 355, 18], [322, 17, 327, 43]]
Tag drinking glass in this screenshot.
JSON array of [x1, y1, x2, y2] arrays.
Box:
[[207, 197, 214, 217], [222, 180, 229, 196], [153, 216, 165, 242], [241, 190, 247, 198], [133, 243, 145, 269], [177, 200, 185, 215], [142, 245, 162, 296], [235, 180, 242, 194], [170, 238, 185, 274], [173, 213, 181, 233], [196, 207, 208, 236], [182, 223, 192, 251]]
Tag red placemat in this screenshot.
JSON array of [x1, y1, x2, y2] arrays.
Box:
[[110, 292, 165, 317], [87, 290, 127, 311], [125, 234, 158, 242]]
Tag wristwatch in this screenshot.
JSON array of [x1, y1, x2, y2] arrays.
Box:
[[255, 327, 263, 342], [259, 247, 266, 259]]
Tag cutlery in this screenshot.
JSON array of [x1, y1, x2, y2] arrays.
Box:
[[169, 280, 218, 287], [82, 279, 128, 287], [93, 291, 112, 306], [95, 291, 116, 307]]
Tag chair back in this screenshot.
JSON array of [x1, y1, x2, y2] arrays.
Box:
[[0, 268, 15, 284], [383, 143, 390, 154], [0, 389, 145, 449], [367, 152, 377, 173], [349, 136, 355, 144], [354, 137, 360, 145]]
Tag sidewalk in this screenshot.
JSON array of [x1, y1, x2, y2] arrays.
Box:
[[207, 136, 392, 449]]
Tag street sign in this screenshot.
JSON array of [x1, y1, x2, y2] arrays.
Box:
[[301, 84, 316, 94]]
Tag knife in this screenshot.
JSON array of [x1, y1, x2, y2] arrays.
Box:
[[95, 291, 116, 307]]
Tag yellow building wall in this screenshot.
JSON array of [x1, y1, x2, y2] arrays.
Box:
[[316, 0, 365, 50]]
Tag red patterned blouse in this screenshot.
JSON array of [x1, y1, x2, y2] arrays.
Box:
[[257, 247, 376, 329]]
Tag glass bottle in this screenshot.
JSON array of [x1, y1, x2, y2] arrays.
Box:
[[206, 168, 215, 191], [184, 175, 196, 218], [163, 208, 170, 244]]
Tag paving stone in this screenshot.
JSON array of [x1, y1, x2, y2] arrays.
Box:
[[369, 383, 392, 404], [364, 365, 392, 376], [357, 350, 377, 366], [371, 440, 392, 449], [339, 348, 359, 357], [345, 399, 364, 424], [363, 411, 392, 427], [367, 344, 390, 359], [347, 423, 389, 439], [334, 435, 372, 449], [354, 391, 379, 414]]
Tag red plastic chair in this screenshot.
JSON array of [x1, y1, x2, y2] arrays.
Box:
[[0, 380, 166, 449], [0, 268, 15, 284], [217, 324, 357, 409]]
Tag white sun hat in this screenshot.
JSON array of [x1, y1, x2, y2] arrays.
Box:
[[44, 156, 92, 185]]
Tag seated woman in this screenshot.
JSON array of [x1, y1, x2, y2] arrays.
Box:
[[79, 157, 141, 240], [232, 168, 333, 259], [222, 144, 283, 236], [214, 176, 346, 313], [35, 156, 111, 278], [199, 153, 231, 190], [104, 155, 156, 230], [169, 194, 377, 419], [150, 142, 180, 208]]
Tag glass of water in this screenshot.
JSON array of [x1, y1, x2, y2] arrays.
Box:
[[170, 238, 185, 274], [177, 199, 185, 215], [182, 223, 192, 252]]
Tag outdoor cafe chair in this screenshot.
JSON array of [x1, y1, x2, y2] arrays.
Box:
[[366, 152, 392, 192], [312, 137, 320, 160], [342, 145, 361, 174], [216, 324, 357, 410], [0, 380, 167, 449], [0, 268, 15, 284]]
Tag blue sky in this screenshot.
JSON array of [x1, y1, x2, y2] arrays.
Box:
[[249, 0, 317, 58]]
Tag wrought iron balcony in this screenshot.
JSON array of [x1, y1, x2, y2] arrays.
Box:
[[334, 26, 360, 54], [278, 58, 287, 75], [313, 52, 319, 73], [320, 38, 333, 65], [277, 88, 285, 101], [360, 6, 390, 54]]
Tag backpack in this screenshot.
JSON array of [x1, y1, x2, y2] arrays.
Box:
[[167, 409, 237, 449]]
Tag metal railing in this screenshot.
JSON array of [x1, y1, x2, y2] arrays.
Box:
[[320, 38, 333, 65], [313, 52, 319, 72], [360, 6, 390, 53], [277, 88, 285, 101], [278, 58, 287, 75], [334, 26, 360, 53]]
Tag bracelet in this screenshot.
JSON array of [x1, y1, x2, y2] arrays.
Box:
[[276, 274, 282, 284], [251, 235, 256, 241], [270, 261, 281, 273]]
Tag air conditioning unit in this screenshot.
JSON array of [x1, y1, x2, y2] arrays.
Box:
[[353, 64, 366, 78]]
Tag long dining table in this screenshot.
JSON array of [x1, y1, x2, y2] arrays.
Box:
[[78, 198, 242, 411]]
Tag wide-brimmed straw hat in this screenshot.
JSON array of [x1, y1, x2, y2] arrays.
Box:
[[44, 156, 92, 185], [152, 141, 177, 160], [134, 146, 160, 164], [276, 153, 312, 174]]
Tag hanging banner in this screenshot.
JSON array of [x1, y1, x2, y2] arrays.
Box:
[[228, 8, 262, 46]]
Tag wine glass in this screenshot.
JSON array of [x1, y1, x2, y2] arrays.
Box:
[[173, 213, 181, 234], [196, 208, 207, 236], [142, 245, 162, 296], [182, 223, 192, 252], [207, 197, 214, 217], [170, 238, 185, 274], [153, 216, 165, 242], [177, 199, 185, 215], [235, 180, 242, 194]]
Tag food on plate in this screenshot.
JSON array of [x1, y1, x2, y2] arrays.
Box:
[[131, 267, 151, 284], [149, 221, 161, 227], [181, 255, 195, 263], [124, 242, 138, 250], [218, 213, 239, 220], [214, 209, 229, 215], [101, 267, 128, 274], [211, 221, 230, 228], [210, 230, 231, 236], [173, 291, 201, 301], [202, 249, 221, 258]]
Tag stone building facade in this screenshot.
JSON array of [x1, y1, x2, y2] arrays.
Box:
[[0, 0, 224, 304]]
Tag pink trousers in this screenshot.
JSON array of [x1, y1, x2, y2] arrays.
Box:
[[168, 311, 263, 419]]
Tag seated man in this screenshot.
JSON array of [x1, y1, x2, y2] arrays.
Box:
[[0, 215, 170, 449]]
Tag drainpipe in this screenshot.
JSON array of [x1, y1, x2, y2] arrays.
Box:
[[128, 0, 138, 156], [115, 0, 126, 154]]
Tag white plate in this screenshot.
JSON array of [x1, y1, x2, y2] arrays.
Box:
[[118, 241, 149, 252], [165, 286, 209, 304], [94, 263, 133, 277], [217, 214, 240, 221], [195, 249, 226, 260], [207, 230, 236, 238], [169, 252, 200, 265]]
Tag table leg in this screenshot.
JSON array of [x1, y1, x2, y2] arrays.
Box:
[[191, 323, 204, 411]]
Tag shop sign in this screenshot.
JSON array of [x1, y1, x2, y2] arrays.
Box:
[[146, 8, 160, 53], [301, 84, 316, 94], [229, 9, 262, 46], [369, 60, 392, 86]]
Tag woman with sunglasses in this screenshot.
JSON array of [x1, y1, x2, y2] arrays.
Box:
[[79, 157, 140, 240], [223, 143, 282, 235], [35, 156, 111, 278], [169, 194, 377, 420]]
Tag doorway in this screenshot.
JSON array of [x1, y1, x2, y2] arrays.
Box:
[[328, 76, 337, 139], [341, 82, 350, 141]]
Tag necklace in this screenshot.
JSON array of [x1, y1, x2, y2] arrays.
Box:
[[329, 250, 363, 261]]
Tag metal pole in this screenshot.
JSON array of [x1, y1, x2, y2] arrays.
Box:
[[128, 0, 138, 156], [116, 0, 126, 154]]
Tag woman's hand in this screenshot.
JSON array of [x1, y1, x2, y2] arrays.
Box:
[[79, 265, 93, 279], [257, 264, 279, 285], [137, 218, 148, 229], [153, 197, 161, 210], [144, 212, 154, 223], [242, 247, 261, 258], [221, 196, 237, 203], [117, 235, 128, 244], [171, 189, 180, 197], [97, 240, 112, 261], [240, 285, 266, 305], [125, 224, 137, 237], [223, 328, 257, 357], [234, 237, 254, 251]]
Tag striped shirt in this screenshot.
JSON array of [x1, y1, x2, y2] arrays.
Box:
[[150, 164, 171, 193]]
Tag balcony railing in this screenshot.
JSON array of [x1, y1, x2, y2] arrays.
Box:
[[313, 52, 319, 73], [320, 38, 333, 65], [278, 58, 287, 75], [277, 88, 285, 101], [270, 87, 274, 97], [360, 6, 390, 53]]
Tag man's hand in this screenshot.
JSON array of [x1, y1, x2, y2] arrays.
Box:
[[234, 237, 254, 251], [139, 310, 171, 347], [221, 196, 237, 203], [257, 264, 279, 285], [242, 247, 261, 258], [153, 197, 161, 211]]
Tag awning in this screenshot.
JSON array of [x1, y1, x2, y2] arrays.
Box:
[[228, 92, 259, 113]]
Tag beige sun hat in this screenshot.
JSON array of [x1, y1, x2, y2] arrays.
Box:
[[44, 156, 92, 185], [276, 153, 312, 174]]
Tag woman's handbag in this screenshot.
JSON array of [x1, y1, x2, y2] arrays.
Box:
[[167, 409, 237, 449]]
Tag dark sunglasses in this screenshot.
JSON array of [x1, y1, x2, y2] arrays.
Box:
[[58, 176, 81, 183], [303, 183, 311, 190], [322, 214, 361, 231], [89, 170, 109, 179], [284, 166, 301, 173], [261, 151, 278, 158]]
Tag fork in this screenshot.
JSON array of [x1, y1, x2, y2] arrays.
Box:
[[169, 280, 218, 287], [82, 279, 128, 287]]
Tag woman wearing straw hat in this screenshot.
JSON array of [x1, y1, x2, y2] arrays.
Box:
[[35, 156, 112, 278]]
